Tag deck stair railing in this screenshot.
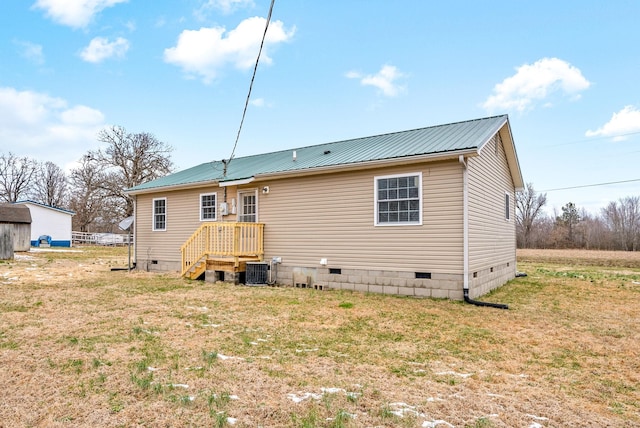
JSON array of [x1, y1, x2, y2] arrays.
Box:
[[180, 222, 264, 277]]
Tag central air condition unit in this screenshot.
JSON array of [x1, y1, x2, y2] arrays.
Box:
[[246, 262, 268, 285]]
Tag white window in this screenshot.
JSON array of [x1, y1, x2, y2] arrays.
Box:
[[153, 198, 167, 231], [505, 192, 511, 221], [238, 190, 257, 222], [375, 172, 422, 226], [200, 192, 217, 221]]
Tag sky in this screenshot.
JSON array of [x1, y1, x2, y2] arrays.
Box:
[[1, 0, 639, 215]]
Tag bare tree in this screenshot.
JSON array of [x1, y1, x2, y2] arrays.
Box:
[[602, 196, 640, 251], [0, 152, 38, 202], [68, 156, 108, 232], [580, 210, 613, 250], [516, 182, 547, 248], [31, 161, 68, 207], [532, 215, 555, 248], [90, 126, 174, 218]]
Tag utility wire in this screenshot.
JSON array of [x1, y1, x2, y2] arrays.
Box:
[[225, 0, 276, 176], [541, 178, 640, 192]]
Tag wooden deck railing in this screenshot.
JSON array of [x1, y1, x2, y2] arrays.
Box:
[[180, 222, 264, 277]]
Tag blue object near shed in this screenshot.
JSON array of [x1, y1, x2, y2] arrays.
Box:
[[35, 235, 52, 247]]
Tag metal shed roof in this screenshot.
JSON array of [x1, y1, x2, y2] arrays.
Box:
[[128, 115, 520, 193], [16, 200, 75, 216]]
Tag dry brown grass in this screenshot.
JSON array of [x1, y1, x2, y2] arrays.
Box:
[[518, 248, 640, 268], [1, 247, 639, 427]]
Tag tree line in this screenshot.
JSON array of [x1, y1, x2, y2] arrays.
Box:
[[0, 126, 173, 233], [517, 183, 640, 251]]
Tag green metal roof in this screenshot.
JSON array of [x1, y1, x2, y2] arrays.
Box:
[[128, 115, 516, 193]]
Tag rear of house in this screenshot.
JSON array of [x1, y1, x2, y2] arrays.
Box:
[[128, 115, 523, 299]]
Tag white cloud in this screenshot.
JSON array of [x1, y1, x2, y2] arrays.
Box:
[[346, 65, 407, 97], [80, 37, 130, 63], [585, 105, 640, 141], [60, 105, 106, 125], [195, 0, 254, 18], [124, 20, 136, 32], [482, 57, 591, 113], [32, 0, 128, 29], [249, 98, 265, 107], [0, 87, 105, 167], [15, 40, 45, 65], [164, 17, 295, 84]]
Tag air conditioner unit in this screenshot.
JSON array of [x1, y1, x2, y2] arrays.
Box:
[[246, 262, 268, 285]]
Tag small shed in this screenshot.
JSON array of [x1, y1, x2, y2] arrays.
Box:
[[15, 201, 75, 247], [0, 203, 32, 252]]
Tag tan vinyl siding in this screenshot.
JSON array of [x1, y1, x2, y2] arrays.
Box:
[[259, 160, 463, 274], [134, 160, 466, 277], [135, 186, 221, 268], [467, 131, 516, 274]]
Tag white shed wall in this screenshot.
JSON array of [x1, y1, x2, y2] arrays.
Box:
[[24, 203, 73, 246]]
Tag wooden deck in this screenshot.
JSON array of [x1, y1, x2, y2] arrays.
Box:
[[181, 222, 264, 279]]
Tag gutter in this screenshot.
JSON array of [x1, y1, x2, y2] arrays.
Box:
[[458, 155, 509, 310], [126, 180, 220, 196]]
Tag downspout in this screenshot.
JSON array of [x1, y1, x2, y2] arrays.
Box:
[[458, 155, 508, 310], [133, 195, 137, 271]]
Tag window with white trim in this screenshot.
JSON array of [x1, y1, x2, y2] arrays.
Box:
[[153, 198, 167, 231], [505, 192, 511, 221], [200, 192, 217, 221], [375, 172, 422, 226]]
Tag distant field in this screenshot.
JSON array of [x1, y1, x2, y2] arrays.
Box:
[[518, 248, 640, 268], [0, 247, 639, 427]]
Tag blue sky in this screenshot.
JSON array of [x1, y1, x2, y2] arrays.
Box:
[[1, 0, 639, 215]]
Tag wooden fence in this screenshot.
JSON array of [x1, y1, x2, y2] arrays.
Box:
[[72, 231, 132, 246]]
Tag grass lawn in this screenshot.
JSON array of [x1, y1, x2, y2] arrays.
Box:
[[0, 247, 639, 427]]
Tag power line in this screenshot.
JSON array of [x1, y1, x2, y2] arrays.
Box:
[[225, 0, 276, 175], [541, 178, 640, 192]]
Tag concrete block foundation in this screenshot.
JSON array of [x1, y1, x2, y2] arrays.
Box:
[[272, 262, 516, 300]]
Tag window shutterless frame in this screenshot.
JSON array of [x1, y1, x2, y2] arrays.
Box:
[[152, 197, 167, 231], [505, 192, 511, 221], [200, 192, 217, 221], [374, 172, 422, 226]]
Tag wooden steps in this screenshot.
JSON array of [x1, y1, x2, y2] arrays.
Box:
[[185, 257, 206, 280]]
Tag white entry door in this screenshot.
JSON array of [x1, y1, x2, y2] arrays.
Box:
[[238, 190, 257, 222]]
